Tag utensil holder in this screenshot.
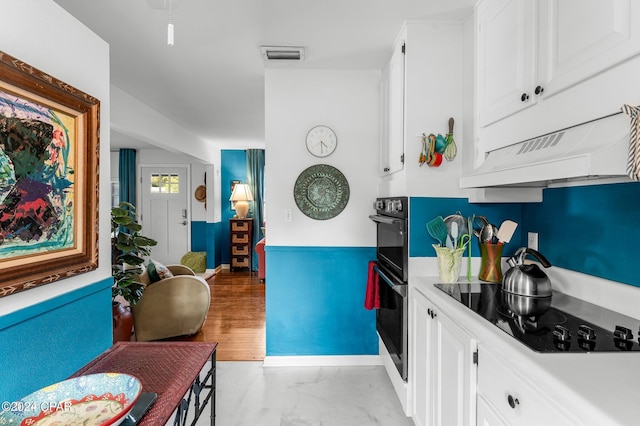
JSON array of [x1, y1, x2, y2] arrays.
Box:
[[478, 242, 504, 283], [433, 244, 465, 283]]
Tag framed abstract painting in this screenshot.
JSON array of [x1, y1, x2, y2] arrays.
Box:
[[0, 51, 100, 297]]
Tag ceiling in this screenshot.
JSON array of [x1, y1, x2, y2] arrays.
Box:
[[54, 0, 474, 151]]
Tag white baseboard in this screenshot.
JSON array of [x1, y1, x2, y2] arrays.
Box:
[[263, 355, 382, 368]]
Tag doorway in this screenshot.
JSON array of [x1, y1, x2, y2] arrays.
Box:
[[139, 165, 190, 264]]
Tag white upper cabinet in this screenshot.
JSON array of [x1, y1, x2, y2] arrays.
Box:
[[539, 0, 640, 98], [477, 0, 640, 130], [380, 38, 405, 175], [476, 0, 538, 127]]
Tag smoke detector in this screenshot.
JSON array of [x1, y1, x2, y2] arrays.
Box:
[[261, 46, 305, 61]]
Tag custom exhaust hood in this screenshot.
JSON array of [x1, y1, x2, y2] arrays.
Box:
[[460, 112, 631, 188]]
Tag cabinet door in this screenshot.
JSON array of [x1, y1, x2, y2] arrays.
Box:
[[477, 348, 578, 426], [434, 310, 477, 426], [476, 396, 507, 426], [539, 0, 640, 98], [476, 0, 538, 127], [380, 40, 405, 175], [411, 293, 436, 426]]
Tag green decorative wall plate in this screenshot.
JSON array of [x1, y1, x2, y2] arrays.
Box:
[[294, 164, 350, 220]]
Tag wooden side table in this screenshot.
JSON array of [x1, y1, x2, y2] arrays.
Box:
[[71, 342, 217, 426], [230, 218, 253, 272]]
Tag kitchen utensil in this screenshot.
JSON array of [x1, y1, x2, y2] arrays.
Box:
[[426, 216, 448, 246], [472, 215, 489, 239], [451, 221, 459, 248], [467, 217, 472, 282], [419, 134, 428, 166], [435, 134, 447, 153], [497, 220, 518, 244], [458, 233, 470, 249], [502, 247, 552, 297], [444, 117, 457, 161], [444, 212, 468, 237], [429, 152, 443, 167], [480, 223, 496, 243], [426, 134, 443, 167], [503, 292, 552, 317]]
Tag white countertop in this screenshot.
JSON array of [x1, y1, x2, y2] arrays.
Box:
[[412, 273, 640, 426]]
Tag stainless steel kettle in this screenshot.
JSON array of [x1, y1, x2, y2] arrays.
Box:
[[502, 247, 552, 297]]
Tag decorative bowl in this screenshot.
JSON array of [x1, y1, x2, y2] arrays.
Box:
[[0, 373, 142, 426]]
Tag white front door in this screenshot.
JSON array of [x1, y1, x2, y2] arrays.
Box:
[[139, 165, 190, 265]]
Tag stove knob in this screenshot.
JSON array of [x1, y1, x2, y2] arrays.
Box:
[[578, 339, 596, 352], [615, 339, 633, 351], [374, 200, 384, 210], [614, 325, 633, 341], [554, 340, 572, 351], [392, 199, 403, 212], [553, 325, 571, 342], [577, 325, 596, 341]]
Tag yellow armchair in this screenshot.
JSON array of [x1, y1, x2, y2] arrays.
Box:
[[132, 264, 211, 342]]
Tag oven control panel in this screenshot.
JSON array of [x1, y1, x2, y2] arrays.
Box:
[[374, 197, 408, 218]]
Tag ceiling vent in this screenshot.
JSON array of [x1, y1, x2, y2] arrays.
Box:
[[261, 46, 305, 61]]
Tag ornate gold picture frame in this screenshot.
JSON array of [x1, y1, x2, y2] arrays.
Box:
[[0, 51, 100, 297]]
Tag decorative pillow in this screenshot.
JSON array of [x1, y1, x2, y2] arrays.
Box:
[[147, 259, 173, 283], [180, 251, 206, 273]]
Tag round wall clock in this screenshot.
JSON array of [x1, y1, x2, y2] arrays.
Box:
[[305, 125, 337, 157], [294, 164, 350, 220]]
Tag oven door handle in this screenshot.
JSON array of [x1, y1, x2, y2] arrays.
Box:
[[368, 214, 404, 225], [374, 266, 407, 298]]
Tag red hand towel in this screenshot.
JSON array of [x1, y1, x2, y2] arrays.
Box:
[[365, 261, 380, 310]]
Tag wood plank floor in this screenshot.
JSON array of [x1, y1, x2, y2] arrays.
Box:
[[174, 270, 265, 361]]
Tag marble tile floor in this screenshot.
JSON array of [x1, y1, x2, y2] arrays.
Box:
[[196, 361, 415, 426]]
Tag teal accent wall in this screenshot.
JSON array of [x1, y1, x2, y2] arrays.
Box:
[[265, 246, 377, 356], [191, 221, 207, 251], [410, 181, 640, 288], [0, 278, 113, 400], [209, 222, 222, 268], [523, 182, 640, 287], [191, 221, 219, 269], [221, 150, 247, 264]]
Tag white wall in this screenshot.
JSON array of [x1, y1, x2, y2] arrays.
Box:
[[0, 0, 110, 314], [265, 69, 380, 247]]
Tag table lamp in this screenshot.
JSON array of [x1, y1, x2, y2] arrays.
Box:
[[230, 184, 253, 218]]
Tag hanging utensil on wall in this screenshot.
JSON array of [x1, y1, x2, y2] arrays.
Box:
[[419, 133, 428, 166], [426, 134, 443, 167], [444, 117, 457, 161]]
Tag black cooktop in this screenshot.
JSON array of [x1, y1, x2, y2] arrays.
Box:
[[434, 283, 640, 353]]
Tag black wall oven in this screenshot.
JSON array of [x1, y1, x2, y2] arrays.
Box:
[[369, 196, 408, 381]]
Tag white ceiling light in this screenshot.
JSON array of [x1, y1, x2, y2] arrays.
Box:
[[167, 0, 174, 47], [261, 46, 305, 61], [146, 0, 180, 46]]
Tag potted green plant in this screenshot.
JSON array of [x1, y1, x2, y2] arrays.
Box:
[[111, 202, 157, 342]]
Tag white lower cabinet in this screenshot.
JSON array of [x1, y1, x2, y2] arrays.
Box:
[[476, 347, 578, 426], [411, 289, 477, 426], [476, 395, 507, 426]]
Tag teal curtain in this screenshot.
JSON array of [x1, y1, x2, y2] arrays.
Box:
[[119, 149, 137, 207], [246, 149, 265, 271]]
